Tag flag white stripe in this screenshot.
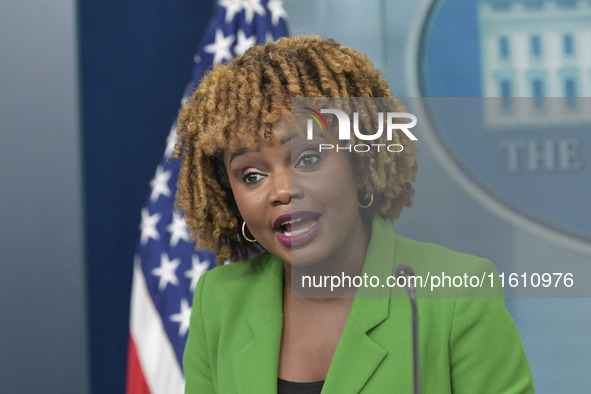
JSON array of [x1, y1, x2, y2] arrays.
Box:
[[130, 262, 185, 394]]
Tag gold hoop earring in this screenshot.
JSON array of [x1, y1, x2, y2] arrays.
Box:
[[358, 193, 374, 209], [242, 221, 256, 242]]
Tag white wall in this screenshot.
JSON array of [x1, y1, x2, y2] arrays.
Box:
[[0, 1, 88, 392]]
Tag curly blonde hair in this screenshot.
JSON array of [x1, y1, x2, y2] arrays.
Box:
[[173, 35, 417, 265]]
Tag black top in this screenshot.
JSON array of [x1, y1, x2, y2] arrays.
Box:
[[277, 378, 325, 394]]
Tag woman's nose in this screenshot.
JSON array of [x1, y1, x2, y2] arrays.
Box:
[[270, 168, 299, 205]]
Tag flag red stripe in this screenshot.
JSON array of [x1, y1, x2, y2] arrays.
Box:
[[126, 335, 151, 394]]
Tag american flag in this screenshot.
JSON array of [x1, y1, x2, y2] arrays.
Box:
[[126, 1, 289, 393]]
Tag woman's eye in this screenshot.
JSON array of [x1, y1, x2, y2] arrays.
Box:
[[295, 153, 321, 168], [242, 171, 266, 184]]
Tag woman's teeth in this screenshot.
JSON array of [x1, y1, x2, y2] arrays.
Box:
[[280, 217, 317, 237]]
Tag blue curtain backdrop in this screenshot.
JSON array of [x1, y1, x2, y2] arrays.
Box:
[[78, 1, 215, 392]]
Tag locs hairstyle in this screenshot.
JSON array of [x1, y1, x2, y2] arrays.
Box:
[[173, 35, 418, 265]]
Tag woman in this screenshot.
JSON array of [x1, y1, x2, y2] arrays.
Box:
[[174, 36, 534, 393]]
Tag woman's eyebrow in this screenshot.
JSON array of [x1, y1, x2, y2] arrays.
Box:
[[280, 132, 299, 144], [229, 132, 319, 164], [229, 147, 254, 165], [282, 133, 327, 144]]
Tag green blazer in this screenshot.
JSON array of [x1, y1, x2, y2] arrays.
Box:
[[184, 216, 535, 393]]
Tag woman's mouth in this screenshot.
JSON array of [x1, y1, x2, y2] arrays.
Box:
[[274, 211, 322, 248]]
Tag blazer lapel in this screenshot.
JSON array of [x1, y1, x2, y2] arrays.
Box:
[[233, 257, 284, 393], [323, 216, 399, 393], [322, 296, 389, 393]]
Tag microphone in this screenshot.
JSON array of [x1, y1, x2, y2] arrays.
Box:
[[395, 264, 420, 394]]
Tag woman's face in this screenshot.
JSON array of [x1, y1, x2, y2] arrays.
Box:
[[223, 118, 369, 267]]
